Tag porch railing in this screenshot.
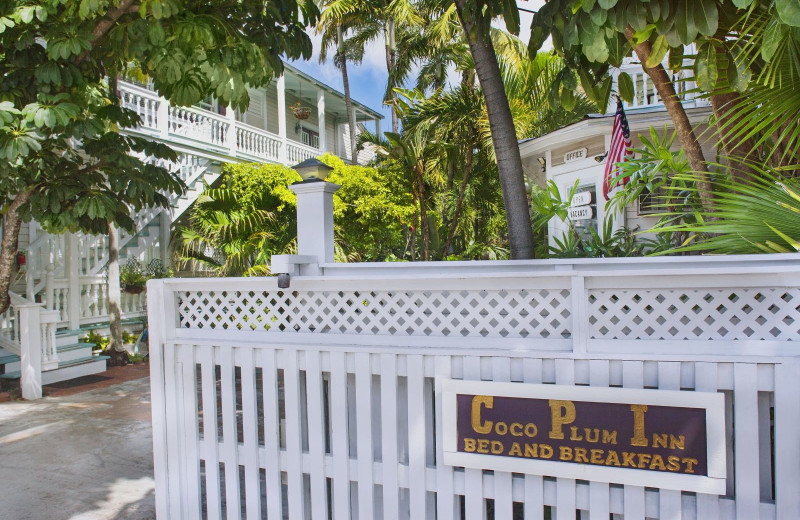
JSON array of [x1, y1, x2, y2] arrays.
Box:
[[0, 292, 60, 399], [117, 80, 320, 165]]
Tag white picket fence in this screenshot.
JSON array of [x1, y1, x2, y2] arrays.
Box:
[[147, 254, 800, 520]]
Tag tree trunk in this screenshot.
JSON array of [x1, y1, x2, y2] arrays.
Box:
[[417, 166, 430, 261], [338, 26, 359, 165], [441, 145, 474, 258], [106, 223, 126, 364], [454, 1, 535, 259], [625, 27, 714, 211], [385, 19, 399, 134], [709, 91, 756, 182], [0, 190, 32, 315]]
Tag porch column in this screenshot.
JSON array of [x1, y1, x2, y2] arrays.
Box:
[[317, 88, 327, 153], [65, 233, 81, 330], [277, 74, 288, 164], [375, 117, 382, 140], [288, 180, 340, 275]]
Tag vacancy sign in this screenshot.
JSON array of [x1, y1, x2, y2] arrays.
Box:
[[441, 379, 726, 494]]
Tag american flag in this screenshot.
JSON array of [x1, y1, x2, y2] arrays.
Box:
[[602, 98, 634, 200]]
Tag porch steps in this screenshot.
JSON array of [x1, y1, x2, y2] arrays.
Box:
[[0, 355, 110, 385]]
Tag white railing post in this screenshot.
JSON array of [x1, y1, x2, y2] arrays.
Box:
[[277, 74, 288, 165], [44, 264, 54, 311], [225, 105, 237, 155], [158, 96, 169, 137], [66, 233, 81, 329], [18, 303, 42, 400]]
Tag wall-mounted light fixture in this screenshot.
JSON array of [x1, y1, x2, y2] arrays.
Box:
[[594, 152, 608, 163]]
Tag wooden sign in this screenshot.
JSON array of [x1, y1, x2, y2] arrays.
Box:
[[570, 191, 594, 207], [442, 379, 726, 493], [564, 148, 587, 163], [568, 205, 594, 221]]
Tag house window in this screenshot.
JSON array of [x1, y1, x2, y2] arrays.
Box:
[[638, 185, 669, 216], [302, 128, 319, 149]]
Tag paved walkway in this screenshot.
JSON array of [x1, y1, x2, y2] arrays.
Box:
[[0, 376, 155, 520]]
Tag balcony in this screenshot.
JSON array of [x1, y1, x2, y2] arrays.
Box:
[[118, 80, 320, 165]]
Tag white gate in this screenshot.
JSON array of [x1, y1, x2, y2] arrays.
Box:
[[148, 255, 800, 519]]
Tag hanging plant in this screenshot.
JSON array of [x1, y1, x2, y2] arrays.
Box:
[[290, 101, 311, 120]]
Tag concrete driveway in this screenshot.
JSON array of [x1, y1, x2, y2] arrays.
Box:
[[0, 377, 155, 520]]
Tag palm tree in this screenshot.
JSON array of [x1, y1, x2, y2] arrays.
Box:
[[448, 0, 535, 259], [319, 0, 423, 134], [318, 11, 360, 164]]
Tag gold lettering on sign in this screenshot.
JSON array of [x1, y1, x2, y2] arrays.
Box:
[[548, 400, 576, 440], [471, 396, 493, 434], [464, 438, 476, 452], [602, 430, 618, 445], [630, 404, 649, 446]]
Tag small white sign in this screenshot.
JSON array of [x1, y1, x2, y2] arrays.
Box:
[[568, 205, 594, 221], [564, 148, 587, 163], [571, 191, 593, 207]]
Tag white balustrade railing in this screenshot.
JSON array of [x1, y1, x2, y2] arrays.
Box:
[[80, 277, 108, 320], [79, 233, 108, 275], [168, 106, 230, 148], [236, 123, 282, 162], [119, 82, 163, 131], [2, 292, 60, 399], [121, 289, 147, 316], [286, 141, 319, 164], [118, 79, 324, 166]]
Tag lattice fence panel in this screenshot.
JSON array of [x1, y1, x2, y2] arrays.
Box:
[[588, 288, 800, 340], [177, 288, 573, 339]]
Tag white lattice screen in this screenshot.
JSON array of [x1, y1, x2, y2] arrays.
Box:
[[588, 288, 800, 341], [177, 289, 573, 339]]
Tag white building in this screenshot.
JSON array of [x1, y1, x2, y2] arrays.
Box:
[[0, 62, 383, 394], [519, 58, 718, 247]]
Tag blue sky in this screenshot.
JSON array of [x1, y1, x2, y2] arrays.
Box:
[[289, 1, 544, 133]]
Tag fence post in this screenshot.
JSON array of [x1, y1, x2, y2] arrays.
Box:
[[289, 180, 340, 275], [18, 303, 43, 400], [147, 279, 175, 518]]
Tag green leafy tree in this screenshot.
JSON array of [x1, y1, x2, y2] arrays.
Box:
[[177, 155, 414, 272], [0, 0, 317, 316]]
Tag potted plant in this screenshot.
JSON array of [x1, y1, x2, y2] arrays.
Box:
[[120, 261, 147, 294], [290, 101, 311, 120]]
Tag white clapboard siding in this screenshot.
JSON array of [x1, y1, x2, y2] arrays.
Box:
[[148, 255, 800, 520]]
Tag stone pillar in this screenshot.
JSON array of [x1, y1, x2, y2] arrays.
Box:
[[288, 180, 340, 275]]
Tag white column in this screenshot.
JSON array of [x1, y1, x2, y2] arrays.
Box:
[[288, 181, 340, 275], [65, 233, 81, 330], [158, 96, 169, 137], [317, 88, 327, 153], [375, 117, 382, 140], [277, 74, 288, 164], [159, 209, 171, 266], [18, 303, 42, 400], [226, 104, 237, 155]]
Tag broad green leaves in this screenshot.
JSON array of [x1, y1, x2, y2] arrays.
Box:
[[695, 41, 720, 92], [776, 0, 800, 26], [617, 72, 634, 103]]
